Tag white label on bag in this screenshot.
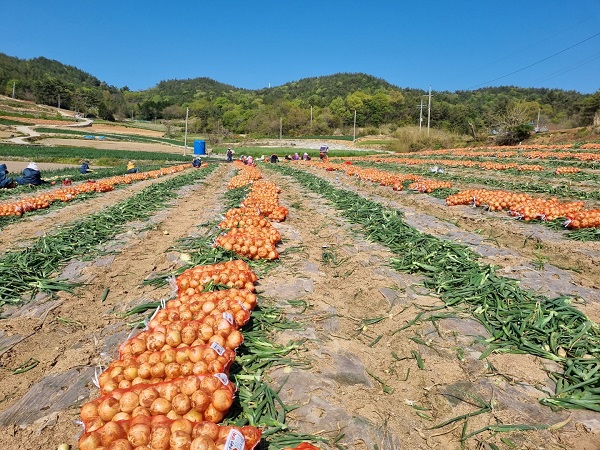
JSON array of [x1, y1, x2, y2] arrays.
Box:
[[210, 341, 226, 356], [224, 429, 245, 450], [214, 373, 230, 385], [223, 312, 235, 325]]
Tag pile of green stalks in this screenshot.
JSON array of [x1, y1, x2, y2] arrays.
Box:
[[0, 166, 216, 307], [273, 164, 600, 413]]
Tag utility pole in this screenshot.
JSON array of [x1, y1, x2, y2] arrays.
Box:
[[12, 82, 15, 99], [57, 94, 61, 110], [353, 110, 357, 142], [427, 86, 432, 137], [280, 117, 282, 140], [418, 97, 425, 131], [184, 107, 189, 156], [536, 108, 541, 129], [310, 106, 313, 128]]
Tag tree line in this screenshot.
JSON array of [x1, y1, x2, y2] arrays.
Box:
[[2, 53, 599, 143]]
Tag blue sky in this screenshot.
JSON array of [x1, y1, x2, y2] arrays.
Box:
[[2, 1, 600, 94]]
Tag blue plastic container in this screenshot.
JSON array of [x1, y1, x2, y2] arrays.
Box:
[[193, 140, 206, 155]]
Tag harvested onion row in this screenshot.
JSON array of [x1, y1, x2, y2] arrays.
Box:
[[79, 415, 262, 450], [99, 344, 236, 394], [0, 164, 192, 217]]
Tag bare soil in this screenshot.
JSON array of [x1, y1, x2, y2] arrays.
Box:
[[2, 109, 600, 449]]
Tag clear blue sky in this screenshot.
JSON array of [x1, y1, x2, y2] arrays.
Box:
[[2, 1, 600, 94]]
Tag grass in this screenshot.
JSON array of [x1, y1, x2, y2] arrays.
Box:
[[0, 143, 190, 164]]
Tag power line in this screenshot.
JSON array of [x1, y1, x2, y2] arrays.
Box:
[[467, 31, 600, 89], [532, 51, 600, 86]]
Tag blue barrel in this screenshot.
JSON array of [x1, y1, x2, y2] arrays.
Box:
[[193, 140, 206, 155]]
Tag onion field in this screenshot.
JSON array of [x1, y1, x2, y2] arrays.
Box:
[[1, 143, 600, 450]]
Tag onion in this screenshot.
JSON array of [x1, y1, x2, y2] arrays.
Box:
[[200, 376, 221, 394], [138, 388, 159, 408], [166, 329, 182, 347], [80, 402, 99, 422], [191, 389, 210, 411], [150, 361, 166, 379], [132, 406, 152, 418], [203, 404, 224, 423], [146, 332, 166, 351], [181, 326, 197, 345], [163, 348, 177, 364], [150, 397, 172, 415], [108, 438, 133, 450], [171, 393, 192, 415], [175, 350, 190, 364], [123, 366, 138, 381], [212, 389, 233, 412], [161, 383, 181, 401], [138, 362, 152, 379], [112, 411, 132, 422], [190, 436, 217, 450], [192, 422, 219, 441], [99, 421, 126, 446], [149, 424, 171, 450], [98, 396, 121, 422], [79, 432, 102, 450], [183, 408, 203, 423], [180, 376, 201, 396], [119, 391, 139, 413], [226, 330, 243, 349], [170, 430, 192, 450], [163, 362, 180, 380], [171, 418, 194, 435], [128, 422, 151, 446]]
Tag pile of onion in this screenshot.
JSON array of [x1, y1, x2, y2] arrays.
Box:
[[555, 166, 582, 175], [81, 374, 236, 431], [78, 416, 262, 450], [99, 344, 236, 394], [408, 180, 452, 193], [566, 209, 600, 229], [176, 260, 258, 295], [119, 318, 244, 359]]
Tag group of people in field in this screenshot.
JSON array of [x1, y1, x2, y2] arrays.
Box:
[[0, 159, 144, 189], [0, 162, 53, 188]]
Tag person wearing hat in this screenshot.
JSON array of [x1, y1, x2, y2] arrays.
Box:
[[226, 148, 233, 162], [16, 162, 45, 186], [126, 160, 139, 174], [0, 163, 15, 188], [192, 156, 201, 168], [80, 160, 94, 174]]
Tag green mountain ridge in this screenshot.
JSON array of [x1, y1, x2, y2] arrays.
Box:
[[1, 52, 598, 143]]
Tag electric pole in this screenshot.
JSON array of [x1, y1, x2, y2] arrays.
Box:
[[280, 117, 282, 140], [184, 107, 189, 156], [57, 94, 61, 110], [310, 106, 313, 128], [427, 86, 432, 137], [418, 97, 425, 131], [12, 82, 15, 99], [353, 110, 357, 142]]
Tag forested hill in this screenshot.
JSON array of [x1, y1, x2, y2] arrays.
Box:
[[1, 52, 599, 140]]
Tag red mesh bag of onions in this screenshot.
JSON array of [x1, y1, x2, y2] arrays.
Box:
[[81, 374, 236, 432], [99, 343, 236, 395], [78, 415, 262, 450], [118, 318, 244, 360]]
